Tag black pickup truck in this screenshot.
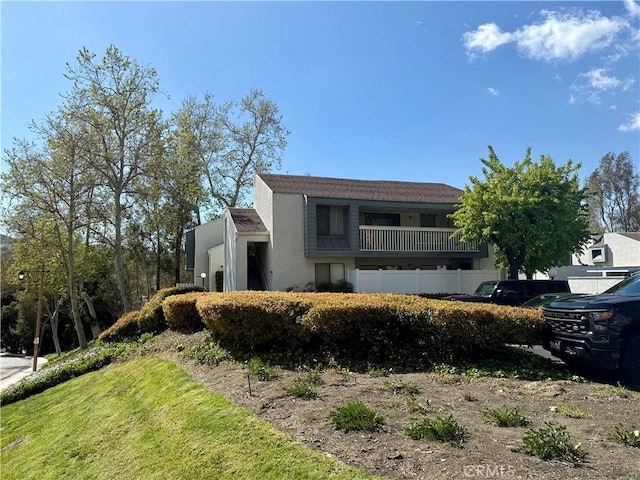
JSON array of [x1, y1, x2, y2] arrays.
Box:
[[445, 279, 570, 307], [542, 272, 640, 383]]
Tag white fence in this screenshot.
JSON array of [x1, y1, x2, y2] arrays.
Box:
[[567, 276, 623, 295], [348, 268, 502, 295]]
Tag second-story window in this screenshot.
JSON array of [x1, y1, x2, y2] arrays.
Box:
[[317, 205, 345, 236]]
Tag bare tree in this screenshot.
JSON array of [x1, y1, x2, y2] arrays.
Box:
[[172, 89, 289, 220], [587, 151, 640, 233]]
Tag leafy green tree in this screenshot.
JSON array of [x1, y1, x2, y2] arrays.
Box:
[[63, 45, 165, 313], [2, 109, 92, 349], [452, 146, 590, 279], [586, 151, 640, 233]]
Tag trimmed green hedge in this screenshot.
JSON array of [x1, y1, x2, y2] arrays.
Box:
[[196, 292, 313, 350], [163, 292, 208, 332], [192, 291, 543, 364], [99, 286, 207, 343]]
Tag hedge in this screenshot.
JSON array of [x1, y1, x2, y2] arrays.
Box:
[[195, 291, 314, 350], [99, 286, 207, 343], [191, 291, 543, 364], [163, 292, 208, 332]]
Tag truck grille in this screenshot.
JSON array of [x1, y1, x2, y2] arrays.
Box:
[[543, 308, 589, 335]]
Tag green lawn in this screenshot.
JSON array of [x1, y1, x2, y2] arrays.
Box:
[[1, 357, 383, 480]]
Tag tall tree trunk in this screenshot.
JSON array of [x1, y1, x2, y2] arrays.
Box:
[[66, 225, 88, 349], [114, 192, 132, 312], [174, 226, 183, 285], [81, 291, 102, 339], [44, 298, 62, 354]]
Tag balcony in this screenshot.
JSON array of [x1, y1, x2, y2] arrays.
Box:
[[359, 226, 480, 253]]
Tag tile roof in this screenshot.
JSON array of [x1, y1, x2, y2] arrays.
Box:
[[258, 173, 463, 204], [620, 233, 640, 242], [228, 208, 267, 233]]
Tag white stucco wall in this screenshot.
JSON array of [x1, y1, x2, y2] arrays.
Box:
[[270, 191, 309, 290], [254, 176, 355, 291], [193, 218, 224, 285], [572, 233, 640, 267], [207, 245, 224, 291]]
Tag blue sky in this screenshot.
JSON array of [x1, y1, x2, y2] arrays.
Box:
[[2, 1, 639, 190]]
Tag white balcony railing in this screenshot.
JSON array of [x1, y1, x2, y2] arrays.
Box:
[[359, 226, 480, 253]]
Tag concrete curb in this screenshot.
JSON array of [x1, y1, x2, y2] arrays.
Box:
[[0, 357, 48, 392]]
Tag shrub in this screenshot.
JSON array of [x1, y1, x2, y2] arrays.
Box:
[[607, 424, 640, 448], [163, 292, 208, 332], [248, 357, 279, 381], [98, 311, 141, 343], [99, 286, 206, 343], [186, 332, 232, 365], [0, 342, 136, 406], [382, 381, 420, 396], [196, 291, 313, 351], [553, 403, 587, 419], [482, 406, 529, 427], [137, 286, 207, 334], [405, 415, 467, 448], [518, 422, 587, 463], [193, 291, 544, 367], [316, 280, 353, 293], [330, 400, 385, 432], [286, 377, 319, 399]]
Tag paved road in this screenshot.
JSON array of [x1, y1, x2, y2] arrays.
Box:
[[0, 353, 47, 390]]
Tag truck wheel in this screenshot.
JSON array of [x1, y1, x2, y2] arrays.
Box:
[[621, 335, 640, 386]]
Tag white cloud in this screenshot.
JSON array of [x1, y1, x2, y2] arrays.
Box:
[[462, 23, 513, 54], [581, 68, 621, 90], [624, 0, 640, 17], [487, 87, 499, 96], [463, 10, 628, 62], [571, 68, 636, 104], [618, 112, 640, 132], [514, 11, 626, 61]]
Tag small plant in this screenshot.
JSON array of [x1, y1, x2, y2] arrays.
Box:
[[518, 422, 587, 463], [286, 377, 319, 399], [405, 395, 431, 415], [368, 366, 391, 378], [552, 403, 587, 419], [607, 424, 640, 448], [463, 392, 478, 402], [595, 383, 636, 399], [329, 400, 385, 432], [248, 357, 279, 381], [382, 381, 420, 396], [187, 334, 231, 365], [406, 414, 467, 448], [482, 406, 529, 427], [303, 367, 325, 387]]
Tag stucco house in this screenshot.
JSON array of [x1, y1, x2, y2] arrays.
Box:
[[186, 173, 497, 292]]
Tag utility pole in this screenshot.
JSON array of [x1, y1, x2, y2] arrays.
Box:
[[18, 267, 45, 372]]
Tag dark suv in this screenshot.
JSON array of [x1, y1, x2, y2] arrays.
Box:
[[542, 272, 640, 383], [445, 280, 570, 307]]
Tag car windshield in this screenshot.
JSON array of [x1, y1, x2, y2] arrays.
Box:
[[521, 293, 564, 308], [603, 273, 640, 295], [474, 281, 497, 297]]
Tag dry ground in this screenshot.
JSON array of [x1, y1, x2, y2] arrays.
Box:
[[142, 331, 640, 480]]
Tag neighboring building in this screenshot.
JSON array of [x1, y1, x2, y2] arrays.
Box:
[[572, 233, 640, 269], [541, 233, 640, 294], [187, 173, 496, 293]]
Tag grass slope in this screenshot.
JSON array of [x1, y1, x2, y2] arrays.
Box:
[[1, 357, 383, 480]]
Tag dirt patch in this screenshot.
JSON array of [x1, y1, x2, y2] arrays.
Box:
[[143, 331, 640, 480]]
